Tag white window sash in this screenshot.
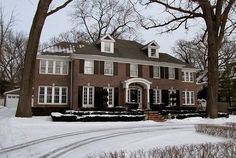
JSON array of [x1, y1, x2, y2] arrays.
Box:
[[83, 86, 94, 107]]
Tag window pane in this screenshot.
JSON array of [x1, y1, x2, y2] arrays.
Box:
[[62, 61, 68, 74], [104, 62, 113, 75], [186, 92, 190, 104], [130, 64, 138, 77], [190, 72, 193, 82], [48, 61, 54, 74], [54, 87, 60, 103], [55, 61, 61, 74], [169, 68, 175, 79], [84, 60, 94, 74], [190, 92, 194, 104], [47, 87, 52, 103], [61, 88, 67, 103], [186, 72, 189, 81], [151, 49, 156, 56], [153, 90, 156, 104], [153, 66, 160, 78], [89, 88, 93, 105], [40, 60, 46, 73], [83, 88, 87, 104], [39, 87, 45, 103], [104, 42, 111, 52]]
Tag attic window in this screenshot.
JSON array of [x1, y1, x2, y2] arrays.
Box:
[[104, 42, 111, 52], [151, 49, 156, 57]]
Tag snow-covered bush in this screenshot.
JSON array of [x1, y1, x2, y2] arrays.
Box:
[[195, 124, 236, 139], [88, 141, 236, 158]]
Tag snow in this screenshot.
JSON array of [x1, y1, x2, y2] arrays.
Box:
[[0, 107, 236, 158]]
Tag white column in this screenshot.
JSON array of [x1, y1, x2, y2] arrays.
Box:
[[125, 85, 129, 103]]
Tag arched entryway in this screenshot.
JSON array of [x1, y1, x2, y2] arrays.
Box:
[[123, 78, 152, 109]]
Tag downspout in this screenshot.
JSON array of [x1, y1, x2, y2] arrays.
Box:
[[70, 56, 73, 110]]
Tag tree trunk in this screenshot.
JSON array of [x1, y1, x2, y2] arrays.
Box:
[[15, 0, 52, 117], [206, 32, 219, 118]]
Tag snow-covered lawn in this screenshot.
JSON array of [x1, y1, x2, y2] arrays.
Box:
[[0, 106, 235, 158]]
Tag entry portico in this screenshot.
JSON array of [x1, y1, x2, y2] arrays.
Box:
[[123, 78, 152, 109]]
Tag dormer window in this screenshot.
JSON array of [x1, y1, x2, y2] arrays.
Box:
[[98, 34, 115, 53], [142, 40, 160, 58], [151, 48, 156, 57], [104, 42, 111, 52]]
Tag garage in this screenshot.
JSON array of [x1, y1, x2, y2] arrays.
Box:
[[4, 88, 20, 108]]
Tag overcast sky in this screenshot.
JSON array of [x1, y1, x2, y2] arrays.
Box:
[[2, 0, 199, 54]]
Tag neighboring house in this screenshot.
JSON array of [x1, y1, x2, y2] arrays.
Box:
[[4, 88, 20, 108], [33, 34, 198, 115]]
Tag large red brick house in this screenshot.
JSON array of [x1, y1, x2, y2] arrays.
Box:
[[33, 34, 198, 115]]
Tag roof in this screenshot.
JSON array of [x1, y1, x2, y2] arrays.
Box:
[[39, 39, 195, 68], [4, 88, 20, 95]]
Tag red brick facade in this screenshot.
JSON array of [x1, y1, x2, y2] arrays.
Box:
[[33, 58, 198, 112]]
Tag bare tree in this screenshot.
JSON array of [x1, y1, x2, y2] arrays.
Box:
[[0, 6, 15, 82], [49, 29, 90, 44], [173, 35, 236, 72], [16, 0, 73, 117], [139, 0, 236, 118], [1, 32, 26, 86], [71, 0, 140, 42]]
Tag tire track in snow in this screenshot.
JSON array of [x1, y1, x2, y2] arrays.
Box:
[[0, 124, 193, 155], [39, 126, 193, 158]]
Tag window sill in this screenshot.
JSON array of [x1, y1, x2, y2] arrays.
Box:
[[104, 74, 113, 76]]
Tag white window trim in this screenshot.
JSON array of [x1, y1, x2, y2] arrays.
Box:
[[104, 87, 114, 108], [168, 67, 175, 80], [153, 89, 162, 104], [38, 86, 68, 105], [101, 41, 114, 53], [182, 71, 194, 82], [153, 66, 160, 79], [82, 86, 94, 108], [130, 64, 138, 77], [182, 91, 195, 105], [84, 60, 94, 75], [39, 60, 68, 75], [104, 61, 114, 76]]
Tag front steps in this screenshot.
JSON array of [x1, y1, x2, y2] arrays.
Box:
[[145, 111, 166, 122]]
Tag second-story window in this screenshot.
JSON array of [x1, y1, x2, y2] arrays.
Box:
[[130, 64, 138, 77], [104, 61, 113, 76], [40, 60, 68, 75], [182, 71, 194, 82], [84, 60, 94, 74], [168, 67, 175, 79], [153, 66, 160, 78]]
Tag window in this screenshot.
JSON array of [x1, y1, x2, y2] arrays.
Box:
[[153, 66, 160, 78], [151, 49, 156, 57], [48, 61, 54, 74], [104, 42, 111, 52], [38, 86, 67, 104], [84, 60, 94, 74], [182, 71, 194, 82], [40, 60, 68, 75], [130, 64, 138, 77], [104, 87, 114, 108], [168, 67, 175, 79], [39, 87, 45, 103], [153, 89, 161, 104], [182, 91, 194, 105], [83, 86, 94, 107], [104, 61, 113, 76], [40, 60, 46, 73]]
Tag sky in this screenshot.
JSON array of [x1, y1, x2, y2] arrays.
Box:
[[1, 0, 199, 54]]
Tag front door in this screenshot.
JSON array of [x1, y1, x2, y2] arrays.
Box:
[[130, 89, 138, 103]]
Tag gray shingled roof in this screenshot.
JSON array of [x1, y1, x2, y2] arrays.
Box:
[[40, 39, 195, 68]]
